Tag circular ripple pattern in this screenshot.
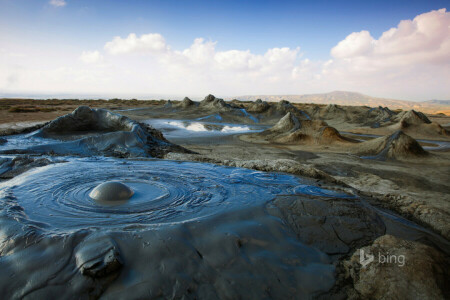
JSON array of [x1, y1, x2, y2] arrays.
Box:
[[0, 158, 353, 232]]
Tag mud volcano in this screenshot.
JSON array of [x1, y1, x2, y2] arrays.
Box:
[[0, 106, 189, 158]]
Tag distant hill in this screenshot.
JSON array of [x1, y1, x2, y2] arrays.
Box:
[[232, 91, 450, 115], [425, 100, 450, 105]]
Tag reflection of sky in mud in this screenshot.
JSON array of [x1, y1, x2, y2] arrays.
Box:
[[0, 157, 353, 233], [146, 119, 267, 139], [168, 121, 251, 133]]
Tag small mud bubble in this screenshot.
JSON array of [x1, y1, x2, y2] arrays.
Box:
[[89, 181, 134, 202]]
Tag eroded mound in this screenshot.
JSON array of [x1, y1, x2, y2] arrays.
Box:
[[199, 94, 231, 110], [35, 105, 136, 137], [269, 112, 301, 132], [247, 98, 270, 113], [2, 106, 189, 158], [396, 109, 431, 125], [383, 109, 449, 138], [354, 130, 428, 160], [178, 97, 195, 108], [255, 112, 354, 144]]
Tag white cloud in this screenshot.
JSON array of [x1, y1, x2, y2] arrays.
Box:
[[104, 33, 168, 55], [80, 51, 103, 64], [214, 50, 254, 70], [331, 31, 375, 58], [330, 8, 450, 66], [49, 0, 66, 7]]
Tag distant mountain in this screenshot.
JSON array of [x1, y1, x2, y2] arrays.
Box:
[[232, 91, 450, 115]]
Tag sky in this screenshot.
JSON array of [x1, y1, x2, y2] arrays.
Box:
[[0, 0, 449, 101]]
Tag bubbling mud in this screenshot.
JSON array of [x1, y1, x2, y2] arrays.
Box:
[[0, 157, 352, 233], [89, 181, 134, 203]]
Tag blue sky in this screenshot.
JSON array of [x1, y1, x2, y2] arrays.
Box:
[[0, 0, 449, 100]]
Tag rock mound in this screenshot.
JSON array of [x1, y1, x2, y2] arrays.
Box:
[[164, 100, 172, 108], [366, 106, 395, 128], [272, 100, 304, 117], [179, 97, 195, 108], [396, 109, 431, 125], [304, 104, 396, 127], [35, 106, 135, 137], [199, 94, 231, 110], [354, 130, 428, 160], [244, 99, 310, 121], [387, 110, 449, 138], [268, 112, 301, 132], [5, 106, 189, 158], [247, 99, 270, 113]]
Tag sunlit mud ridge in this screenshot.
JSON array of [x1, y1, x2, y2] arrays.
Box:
[[0, 106, 190, 158]]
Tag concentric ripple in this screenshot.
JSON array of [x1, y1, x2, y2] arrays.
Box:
[[0, 157, 353, 232]]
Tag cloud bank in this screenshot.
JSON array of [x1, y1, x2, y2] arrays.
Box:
[[1, 8, 449, 100]]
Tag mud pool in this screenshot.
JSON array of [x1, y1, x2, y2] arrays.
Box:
[[0, 157, 351, 233]]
